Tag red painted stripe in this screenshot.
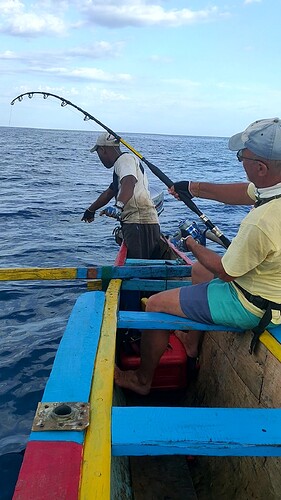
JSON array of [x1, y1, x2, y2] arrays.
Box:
[[114, 242, 127, 266], [13, 441, 82, 500], [167, 240, 193, 265]]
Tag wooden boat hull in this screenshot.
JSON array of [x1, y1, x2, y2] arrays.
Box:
[[6, 240, 281, 499], [191, 329, 281, 499]]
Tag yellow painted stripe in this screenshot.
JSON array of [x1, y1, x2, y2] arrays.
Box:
[[0, 268, 78, 281], [260, 330, 281, 362], [87, 280, 102, 291], [80, 279, 121, 499]]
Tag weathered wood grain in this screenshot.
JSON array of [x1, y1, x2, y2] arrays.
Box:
[[190, 330, 281, 499], [130, 456, 197, 500]]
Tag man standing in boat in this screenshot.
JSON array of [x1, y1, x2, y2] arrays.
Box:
[[115, 117, 281, 395], [82, 132, 161, 259]]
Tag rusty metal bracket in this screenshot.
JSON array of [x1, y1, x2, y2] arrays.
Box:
[[32, 402, 90, 431]]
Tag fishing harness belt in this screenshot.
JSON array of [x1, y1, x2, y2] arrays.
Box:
[[234, 192, 281, 354], [234, 282, 281, 354]]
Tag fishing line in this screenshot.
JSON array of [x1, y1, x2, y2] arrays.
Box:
[[11, 91, 231, 248]]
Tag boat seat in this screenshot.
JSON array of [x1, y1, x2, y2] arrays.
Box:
[[118, 311, 281, 344], [117, 311, 244, 333]]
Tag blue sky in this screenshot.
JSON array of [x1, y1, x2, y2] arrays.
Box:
[[1, 0, 280, 136]]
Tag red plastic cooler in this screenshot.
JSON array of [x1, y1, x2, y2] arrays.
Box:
[[119, 333, 188, 390]]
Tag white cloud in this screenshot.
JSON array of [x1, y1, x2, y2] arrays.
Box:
[[0, 41, 123, 64], [0, 50, 19, 59], [83, 2, 227, 28], [28, 65, 132, 83], [0, 0, 67, 36], [100, 89, 129, 102], [0, 1, 229, 36]]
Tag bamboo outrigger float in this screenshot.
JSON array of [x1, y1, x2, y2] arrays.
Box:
[[1, 241, 280, 499]]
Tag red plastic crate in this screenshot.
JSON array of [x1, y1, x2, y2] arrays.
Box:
[[119, 333, 188, 390]]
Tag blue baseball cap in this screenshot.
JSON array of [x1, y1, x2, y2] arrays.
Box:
[[229, 117, 281, 160]]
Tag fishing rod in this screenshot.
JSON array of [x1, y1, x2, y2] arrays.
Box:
[[10, 91, 231, 248]]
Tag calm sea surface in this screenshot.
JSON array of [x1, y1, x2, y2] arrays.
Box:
[[0, 126, 249, 498]]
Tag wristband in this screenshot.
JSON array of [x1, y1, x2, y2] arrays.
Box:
[[115, 200, 125, 210]]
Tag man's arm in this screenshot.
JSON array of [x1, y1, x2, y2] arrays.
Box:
[[81, 187, 115, 222], [170, 182, 253, 205], [185, 236, 234, 282], [88, 187, 115, 211], [191, 182, 253, 205], [117, 175, 137, 205]]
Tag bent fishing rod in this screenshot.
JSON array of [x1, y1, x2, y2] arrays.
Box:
[[11, 91, 231, 248]]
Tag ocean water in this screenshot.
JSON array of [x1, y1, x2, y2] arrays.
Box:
[[0, 126, 249, 498]]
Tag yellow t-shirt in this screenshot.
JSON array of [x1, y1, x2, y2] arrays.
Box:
[[222, 183, 281, 323]]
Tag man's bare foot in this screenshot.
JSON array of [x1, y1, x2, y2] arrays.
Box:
[[174, 330, 198, 358], [114, 366, 151, 395]]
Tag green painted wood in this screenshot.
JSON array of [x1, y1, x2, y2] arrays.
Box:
[[125, 259, 184, 266], [96, 265, 192, 279], [112, 407, 281, 457], [121, 279, 191, 291]]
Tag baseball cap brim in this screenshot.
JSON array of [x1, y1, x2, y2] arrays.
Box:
[[228, 132, 245, 151]]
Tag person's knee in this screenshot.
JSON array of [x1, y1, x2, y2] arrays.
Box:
[[146, 294, 161, 312]]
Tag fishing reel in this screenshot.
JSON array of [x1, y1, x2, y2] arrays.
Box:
[[168, 219, 207, 251]]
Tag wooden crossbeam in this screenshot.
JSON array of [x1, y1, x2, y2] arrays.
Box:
[[117, 311, 243, 332], [125, 258, 184, 266], [112, 407, 281, 457], [0, 265, 192, 281], [121, 279, 191, 291]]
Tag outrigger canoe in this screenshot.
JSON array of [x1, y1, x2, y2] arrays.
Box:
[[1, 238, 280, 499]]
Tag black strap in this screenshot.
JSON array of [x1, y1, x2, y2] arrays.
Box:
[[250, 305, 272, 354], [235, 191, 281, 352], [254, 193, 281, 207], [234, 282, 281, 354]]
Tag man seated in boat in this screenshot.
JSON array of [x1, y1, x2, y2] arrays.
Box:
[[115, 117, 281, 395], [81, 132, 161, 259]]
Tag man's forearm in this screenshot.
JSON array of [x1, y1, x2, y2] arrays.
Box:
[[186, 237, 233, 281], [190, 182, 252, 205], [88, 189, 114, 212]]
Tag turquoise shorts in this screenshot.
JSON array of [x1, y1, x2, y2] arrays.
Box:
[[179, 278, 275, 330], [207, 279, 264, 329]]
